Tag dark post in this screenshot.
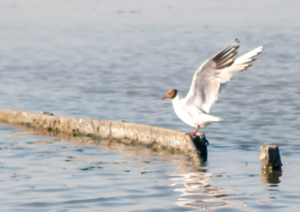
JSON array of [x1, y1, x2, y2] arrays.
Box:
[[191, 132, 208, 162], [260, 145, 282, 184], [260, 145, 282, 170]]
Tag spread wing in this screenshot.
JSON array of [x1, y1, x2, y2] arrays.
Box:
[[184, 39, 264, 113]]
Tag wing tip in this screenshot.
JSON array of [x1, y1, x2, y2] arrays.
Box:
[[253, 45, 265, 57], [257, 45, 264, 51]]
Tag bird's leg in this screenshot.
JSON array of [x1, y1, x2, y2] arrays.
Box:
[[187, 125, 200, 137]]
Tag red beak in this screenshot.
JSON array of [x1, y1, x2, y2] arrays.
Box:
[[161, 96, 167, 100]]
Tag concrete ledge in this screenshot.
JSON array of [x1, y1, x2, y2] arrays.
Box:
[[0, 108, 202, 154]]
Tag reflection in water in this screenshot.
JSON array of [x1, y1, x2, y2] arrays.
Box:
[[170, 170, 233, 211], [260, 168, 282, 184], [4, 123, 294, 211], [11, 124, 234, 211]]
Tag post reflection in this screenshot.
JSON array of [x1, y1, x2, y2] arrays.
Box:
[[260, 168, 282, 184]]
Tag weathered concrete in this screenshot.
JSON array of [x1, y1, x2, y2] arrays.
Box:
[[260, 145, 282, 170], [0, 108, 206, 155]]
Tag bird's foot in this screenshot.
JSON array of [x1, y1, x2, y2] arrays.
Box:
[[187, 132, 196, 137], [187, 125, 200, 137]]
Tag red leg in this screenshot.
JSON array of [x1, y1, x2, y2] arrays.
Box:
[[187, 125, 200, 136]]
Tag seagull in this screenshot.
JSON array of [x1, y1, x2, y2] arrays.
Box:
[[161, 39, 264, 136]]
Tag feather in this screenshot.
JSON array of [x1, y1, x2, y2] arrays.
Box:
[[184, 40, 264, 113]]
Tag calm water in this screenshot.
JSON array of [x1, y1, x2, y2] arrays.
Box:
[[1, 0, 300, 211]]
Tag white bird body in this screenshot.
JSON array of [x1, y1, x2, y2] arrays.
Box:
[[162, 39, 264, 136], [172, 95, 221, 128]]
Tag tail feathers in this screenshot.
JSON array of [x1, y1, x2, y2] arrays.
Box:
[[198, 114, 222, 128], [200, 114, 222, 123], [209, 115, 222, 122]]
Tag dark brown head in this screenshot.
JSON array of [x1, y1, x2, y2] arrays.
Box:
[[161, 89, 178, 100]]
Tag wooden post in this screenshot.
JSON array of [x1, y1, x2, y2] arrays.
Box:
[[260, 145, 282, 170], [260, 145, 282, 183]]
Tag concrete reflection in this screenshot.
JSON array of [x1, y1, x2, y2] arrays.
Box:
[[8, 122, 234, 211]]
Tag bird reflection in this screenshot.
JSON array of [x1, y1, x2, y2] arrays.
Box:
[[169, 168, 233, 211]]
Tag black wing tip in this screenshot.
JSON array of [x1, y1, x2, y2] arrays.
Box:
[[214, 42, 240, 68]]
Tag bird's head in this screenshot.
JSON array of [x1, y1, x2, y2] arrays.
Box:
[[161, 89, 178, 100]]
